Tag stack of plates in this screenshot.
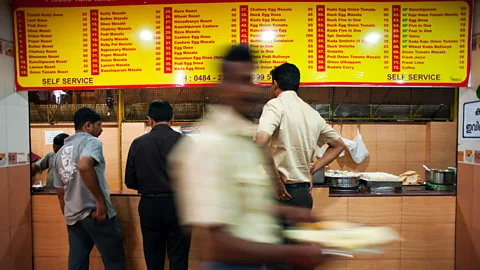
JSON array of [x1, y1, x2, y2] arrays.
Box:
[[284, 221, 403, 257]]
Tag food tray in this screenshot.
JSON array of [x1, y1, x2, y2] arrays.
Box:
[[359, 179, 402, 192], [401, 185, 426, 192]]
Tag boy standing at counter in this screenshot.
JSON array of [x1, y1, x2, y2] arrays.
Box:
[[125, 100, 191, 270], [31, 132, 69, 189], [169, 45, 328, 270], [53, 107, 126, 270], [255, 63, 345, 270]]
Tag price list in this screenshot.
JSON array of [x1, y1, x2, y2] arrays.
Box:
[[391, 5, 401, 72], [90, 10, 99, 75], [16, 10, 28, 77], [155, 9, 163, 72], [12, 0, 472, 89], [316, 5, 326, 72]]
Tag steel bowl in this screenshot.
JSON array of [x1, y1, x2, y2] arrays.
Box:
[[425, 169, 456, 185], [325, 176, 360, 189]]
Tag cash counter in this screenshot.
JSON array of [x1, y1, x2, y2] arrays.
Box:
[[31, 186, 456, 270]]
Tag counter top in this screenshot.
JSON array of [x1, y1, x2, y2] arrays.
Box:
[[33, 185, 456, 197]]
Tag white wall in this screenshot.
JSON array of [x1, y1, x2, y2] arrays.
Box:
[[0, 0, 30, 167]]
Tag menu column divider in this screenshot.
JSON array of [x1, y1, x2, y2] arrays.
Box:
[[16, 10, 28, 77], [90, 9, 99, 76], [316, 5, 326, 72], [239, 5, 248, 45]]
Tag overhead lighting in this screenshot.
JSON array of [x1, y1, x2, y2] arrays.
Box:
[[262, 31, 275, 42], [364, 33, 380, 44], [140, 30, 153, 41]]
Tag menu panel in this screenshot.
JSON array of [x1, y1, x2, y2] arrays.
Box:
[[13, 1, 472, 90]]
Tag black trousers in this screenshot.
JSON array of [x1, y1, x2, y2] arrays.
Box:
[[267, 183, 314, 270], [138, 195, 191, 270]]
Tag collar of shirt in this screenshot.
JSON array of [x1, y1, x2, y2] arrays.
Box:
[[151, 123, 172, 132], [207, 105, 255, 137], [65, 132, 93, 143], [277, 90, 299, 99]]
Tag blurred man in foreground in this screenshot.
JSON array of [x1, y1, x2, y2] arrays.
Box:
[[32, 132, 69, 189], [169, 45, 328, 270], [53, 107, 125, 270], [125, 100, 191, 269]]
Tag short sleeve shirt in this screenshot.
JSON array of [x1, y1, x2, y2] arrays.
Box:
[[169, 105, 282, 244], [35, 151, 56, 189], [257, 91, 340, 184], [53, 132, 116, 225]]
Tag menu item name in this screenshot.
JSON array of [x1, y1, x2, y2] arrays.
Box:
[[13, 0, 471, 90]]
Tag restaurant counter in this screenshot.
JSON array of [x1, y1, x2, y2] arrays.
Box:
[[32, 186, 457, 270], [33, 184, 457, 197]]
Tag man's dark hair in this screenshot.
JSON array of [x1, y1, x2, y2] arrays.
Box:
[[270, 63, 301, 91], [148, 100, 173, 122], [53, 133, 69, 146], [222, 44, 253, 72], [73, 107, 102, 130]]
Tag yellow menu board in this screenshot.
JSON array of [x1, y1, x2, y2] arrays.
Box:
[[13, 0, 472, 90]]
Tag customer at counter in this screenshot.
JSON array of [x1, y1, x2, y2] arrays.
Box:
[[53, 107, 126, 270], [31, 132, 69, 189], [125, 100, 191, 270], [256, 63, 344, 204], [256, 63, 344, 270], [170, 45, 328, 270]]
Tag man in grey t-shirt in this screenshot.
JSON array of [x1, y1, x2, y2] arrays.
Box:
[[31, 133, 69, 189], [53, 107, 125, 270]]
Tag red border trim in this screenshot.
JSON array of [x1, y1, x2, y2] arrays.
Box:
[[14, 81, 469, 91], [11, 0, 474, 8], [12, 0, 473, 90]]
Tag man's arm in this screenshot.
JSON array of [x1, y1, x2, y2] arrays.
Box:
[[79, 139, 107, 221], [311, 138, 345, 175], [31, 153, 51, 175], [124, 141, 138, 190], [78, 156, 107, 220], [31, 163, 39, 175], [56, 188, 65, 215], [208, 226, 326, 267], [256, 100, 291, 200]]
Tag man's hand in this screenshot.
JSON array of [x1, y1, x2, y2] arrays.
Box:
[[92, 200, 107, 222], [276, 180, 292, 201], [287, 245, 328, 268], [277, 205, 318, 224]]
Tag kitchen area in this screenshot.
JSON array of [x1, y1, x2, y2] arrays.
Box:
[[29, 87, 459, 270]]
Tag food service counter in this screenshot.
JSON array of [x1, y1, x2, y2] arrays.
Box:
[[32, 187, 456, 270]]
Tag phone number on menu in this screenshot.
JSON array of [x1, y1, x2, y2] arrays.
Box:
[[185, 74, 272, 82]]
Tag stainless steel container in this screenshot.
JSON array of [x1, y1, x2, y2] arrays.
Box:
[[325, 176, 360, 189], [312, 166, 326, 184], [425, 169, 456, 185]]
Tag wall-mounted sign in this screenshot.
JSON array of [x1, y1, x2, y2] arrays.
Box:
[[44, 130, 64, 145], [180, 126, 202, 135], [463, 100, 480, 139], [13, 0, 472, 90]]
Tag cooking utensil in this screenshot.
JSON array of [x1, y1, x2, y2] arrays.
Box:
[[423, 165, 431, 172], [359, 179, 401, 193], [401, 185, 426, 192], [312, 166, 327, 184], [425, 168, 456, 185], [325, 176, 360, 189]]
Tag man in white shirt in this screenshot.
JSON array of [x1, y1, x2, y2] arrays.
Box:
[[256, 63, 345, 270]]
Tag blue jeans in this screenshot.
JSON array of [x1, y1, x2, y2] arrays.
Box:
[[67, 214, 126, 270], [207, 262, 263, 270]]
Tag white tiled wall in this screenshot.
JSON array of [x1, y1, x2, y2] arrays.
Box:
[[0, 0, 30, 165]]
